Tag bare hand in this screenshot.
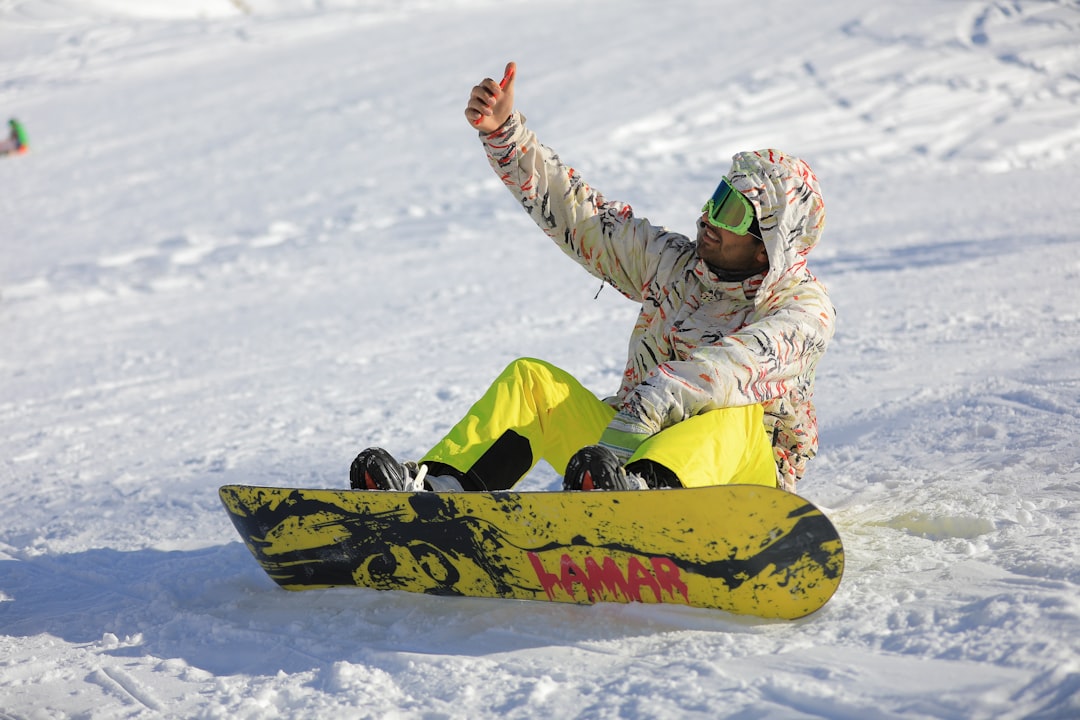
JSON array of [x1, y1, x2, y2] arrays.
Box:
[[465, 62, 516, 133]]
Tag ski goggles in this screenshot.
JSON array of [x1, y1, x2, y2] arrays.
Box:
[[702, 177, 757, 236]]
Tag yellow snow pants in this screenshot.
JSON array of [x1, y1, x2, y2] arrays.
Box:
[[421, 358, 776, 491]]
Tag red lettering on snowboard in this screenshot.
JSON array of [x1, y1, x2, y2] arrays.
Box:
[[528, 552, 562, 597], [649, 556, 689, 602], [585, 556, 630, 600], [527, 552, 690, 604]]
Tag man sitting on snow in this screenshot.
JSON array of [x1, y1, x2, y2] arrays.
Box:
[[350, 62, 834, 493]]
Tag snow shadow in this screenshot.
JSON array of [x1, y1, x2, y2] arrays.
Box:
[[813, 232, 1072, 276], [0, 544, 755, 676]]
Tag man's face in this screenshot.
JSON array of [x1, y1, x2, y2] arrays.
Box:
[[695, 215, 769, 276]]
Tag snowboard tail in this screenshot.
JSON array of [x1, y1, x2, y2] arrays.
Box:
[[219, 484, 843, 619]]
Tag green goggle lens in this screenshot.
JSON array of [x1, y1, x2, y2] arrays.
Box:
[[701, 178, 755, 235]]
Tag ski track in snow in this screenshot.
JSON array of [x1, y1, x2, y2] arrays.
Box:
[[1, 0, 1080, 718]]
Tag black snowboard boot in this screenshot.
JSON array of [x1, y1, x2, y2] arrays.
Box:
[[625, 459, 683, 489], [350, 447, 423, 491], [563, 445, 649, 491]]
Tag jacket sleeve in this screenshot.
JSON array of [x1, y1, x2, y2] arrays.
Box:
[[481, 112, 672, 300], [612, 281, 835, 435]]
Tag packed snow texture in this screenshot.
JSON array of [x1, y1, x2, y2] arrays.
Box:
[[2, 0, 1079, 717]]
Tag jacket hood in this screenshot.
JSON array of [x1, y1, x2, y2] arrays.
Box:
[[727, 149, 826, 296]]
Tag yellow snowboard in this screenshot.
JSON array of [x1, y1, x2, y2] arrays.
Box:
[[219, 484, 843, 619]]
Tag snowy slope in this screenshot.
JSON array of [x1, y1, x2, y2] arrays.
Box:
[[1, 0, 1079, 717]]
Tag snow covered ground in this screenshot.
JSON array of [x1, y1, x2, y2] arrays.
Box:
[[2, 0, 1079, 716]]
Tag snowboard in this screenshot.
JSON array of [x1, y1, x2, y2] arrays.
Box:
[[219, 484, 844, 619]]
